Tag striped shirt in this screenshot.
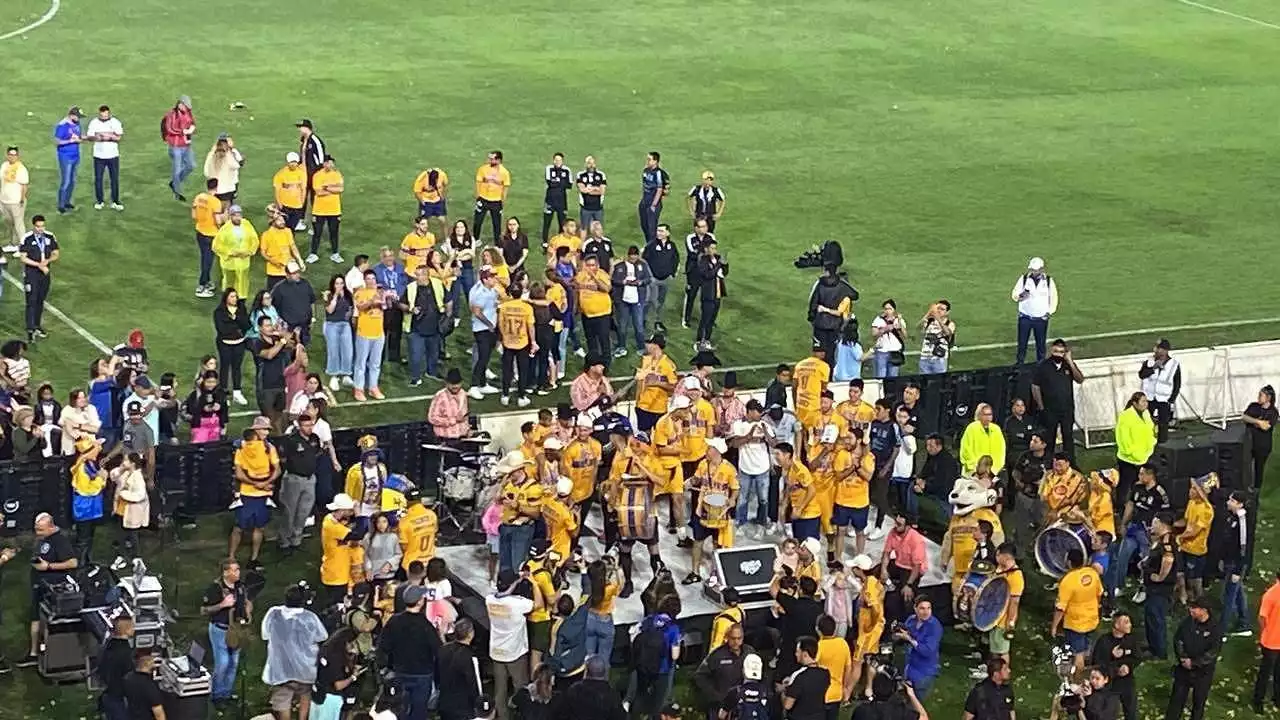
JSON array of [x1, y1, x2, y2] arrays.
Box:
[[689, 184, 725, 218]]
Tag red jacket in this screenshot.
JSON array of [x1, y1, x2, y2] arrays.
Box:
[[161, 106, 195, 147]]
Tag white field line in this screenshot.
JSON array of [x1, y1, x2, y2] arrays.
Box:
[[0, 0, 61, 41], [1174, 0, 1280, 30], [228, 315, 1280, 418], [2, 270, 113, 353]]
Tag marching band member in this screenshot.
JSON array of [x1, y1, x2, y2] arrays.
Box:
[[776, 442, 821, 542], [990, 542, 1024, 667], [344, 435, 388, 519], [635, 335, 678, 433], [652, 394, 693, 543], [607, 426, 666, 597], [563, 414, 603, 563], [1039, 451, 1088, 526], [495, 450, 543, 575], [1176, 475, 1215, 604], [683, 437, 738, 586]]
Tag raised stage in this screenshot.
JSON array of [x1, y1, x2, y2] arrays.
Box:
[[438, 503, 950, 628]]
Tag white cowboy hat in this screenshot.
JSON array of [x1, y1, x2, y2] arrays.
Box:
[[494, 450, 534, 476]]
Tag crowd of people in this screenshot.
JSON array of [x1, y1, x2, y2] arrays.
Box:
[[0, 100, 1278, 720]]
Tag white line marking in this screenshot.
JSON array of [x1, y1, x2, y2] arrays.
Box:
[[2, 270, 113, 354], [0, 0, 61, 41], [229, 315, 1280, 418], [1174, 0, 1280, 30]]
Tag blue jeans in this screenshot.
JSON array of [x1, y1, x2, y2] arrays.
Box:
[[323, 321, 354, 376], [408, 331, 442, 381], [904, 670, 936, 699], [498, 523, 535, 575], [57, 156, 78, 210], [1144, 592, 1171, 659], [586, 611, 615, 669], [1223, 562, 1251, 632], [1108, 525, 1150, 596], [872, 351, 900, 378], [169, 145, 196, 192], [918, 355, 947, 375], [457, 263, 475, 300], [736, 471, 770, 525], [892, 477, 917, 517], [195, 233, 214, 287], [208, 623, 240, 700], [353, 334, 385, 390], [1016, 314, 1049, 365], [399, 672, 434, 720], [616, 302, 645, 352]]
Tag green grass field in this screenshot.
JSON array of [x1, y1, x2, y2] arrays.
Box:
[[2, 0, 1280, 716]]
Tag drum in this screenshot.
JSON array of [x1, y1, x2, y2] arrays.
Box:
[[617, 480, 654, 540], [969, 574, 1011, 632], [701, 492, 729, 525], [441, 467, 478, 502], [1035, 522, 1094, 578]]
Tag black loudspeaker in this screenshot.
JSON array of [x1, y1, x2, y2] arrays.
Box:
[[162, 693, 210, 720], [1211, 424, 1253, 491], [712, 544, 778, 604]]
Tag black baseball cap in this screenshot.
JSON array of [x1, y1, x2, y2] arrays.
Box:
[[295, 118, 314, 129]]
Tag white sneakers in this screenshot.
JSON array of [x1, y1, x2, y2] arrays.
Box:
[[329, 376, 341, 392], [295, 221, 308, 232], [330, 253, 344, 263], [865, 524, 887, 541], [517, 396, 531, 408], [500, 395, 510, 407], [232, 390, 248, 406], [574, 347, 587, 358], [305, 253, 320, 264], [478, 385, 499, 395], [467, 387, 484, 401]]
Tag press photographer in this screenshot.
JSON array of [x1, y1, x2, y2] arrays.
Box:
[[851, 670, 928, 720], [891, 598, 942, 699], [262, 582, 328, 720]]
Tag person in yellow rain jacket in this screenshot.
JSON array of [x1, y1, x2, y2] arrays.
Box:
[[959, 403, 1006, 475], [1115, 391, 1157, 505], [211, 204, 258, 297]]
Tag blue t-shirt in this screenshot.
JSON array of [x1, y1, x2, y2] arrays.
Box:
[[833, 341, 863, 382], [53, 119, 81, 161], [868, 419, 898, 464], [640, 167, 669, 201], [1091, 550, 1110, 576], [468, 284, 499, 333], [89, 379, 116, 429]]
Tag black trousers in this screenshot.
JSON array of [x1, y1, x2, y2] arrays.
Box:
[[282, 205, 305, 229], [541, 202, 567, 245], [1254, 450, 1270, 490], [384, 308, 404, 362], [473, 198, 503, 243], [682, 276, 700, 324], [1116, 460, 1140, 520], [1256, 648, 1280, 707], [813, 327, 840, 362], [93, 157, 120, 204], [310, 215, 341, 255], [1167, 665, 1213, 720], [501, 346, 532, 396], [1039, 409, 1076, 463], [1150, 400, 1174, 443], [582, 314, 612, 365], [23, 271, 50, 332], [696, 298, 720, 342], [471, 329, 497, 387], [217, 341, 246, 391], [1112, 678, 1137, 720]]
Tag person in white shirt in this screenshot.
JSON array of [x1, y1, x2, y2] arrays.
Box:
[[731, 399, 775, 532], [870, 299, 906, 379], [485, 568, 541, 720], [1011, 256, 1059, 365], [86, 105, 124, 210]]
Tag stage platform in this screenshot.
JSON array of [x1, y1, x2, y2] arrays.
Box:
[[438, 504, 950, 628]]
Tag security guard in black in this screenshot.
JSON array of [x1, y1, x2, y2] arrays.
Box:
[[19, 215, 59, 338], [542, 154, 573, 247]]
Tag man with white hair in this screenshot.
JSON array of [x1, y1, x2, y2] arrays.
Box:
[[18, 513, 77, 668], [684, 438, 739, 585], [1010, 256, 1058, 365]]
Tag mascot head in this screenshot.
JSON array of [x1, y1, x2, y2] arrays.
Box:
[[949, 476, 997, 516]]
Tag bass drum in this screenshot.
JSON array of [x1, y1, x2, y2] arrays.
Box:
[[969, 574, 1011, 632], [1034, 522, 1093, 579]]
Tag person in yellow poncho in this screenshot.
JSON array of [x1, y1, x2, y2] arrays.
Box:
[[70, 437, 109, 558], [211, 205, 259, 297], [959, 403, 1006, 475]]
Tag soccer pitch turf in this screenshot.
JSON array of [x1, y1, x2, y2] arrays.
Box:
[[1, 0, 1280, 714]]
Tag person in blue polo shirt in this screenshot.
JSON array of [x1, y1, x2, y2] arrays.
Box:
[[637, 151, 669, 244], [52, 107, 83, 213]]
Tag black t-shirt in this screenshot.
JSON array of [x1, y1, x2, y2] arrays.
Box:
[[1003, 415, 1038, 455], [1143, 538, 1176, 595], [1013, 450, 1052, 490], [124, 670, 165, 720], [583, 238, 613, 270], [900, 401, 922, 437], [775, 594, 824, 666], [1128, 483, 1169, 527], [1084, 689, 1122, 720], [963, 680, 1015, 720], [1033, 358, 1076, 412], [202, 580, 248, 627], [281, 430, 323, 477], [576, 169, 607, 211], [314, 653, 351, 695], [97, 637, 134, 698], [500, 233, 528, 268], [32, 529, 75, 586], [851, 699, 919, 720], [784, 665, 830, 720], [1245, 402, 1279, 454], [253, 339, 292, 391]]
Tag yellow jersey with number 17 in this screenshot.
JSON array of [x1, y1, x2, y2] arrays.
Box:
[[498, 299, 535, 349]]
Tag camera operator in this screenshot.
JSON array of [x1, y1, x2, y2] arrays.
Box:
[[808, 264, 858, 361], [96, 616, 135, 720], [1167, 599, 1220, 720], [262, 583, 328, 720], [20, 512, 77, 669], [962, 658, 1015, 720], [851, 672, 927, 720], [892, 597, 942, 699], [378, 585, 442, 720]]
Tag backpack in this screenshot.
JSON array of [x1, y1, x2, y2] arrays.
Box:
[[735, 682, 769, 720], [631, 619, 669, 676]]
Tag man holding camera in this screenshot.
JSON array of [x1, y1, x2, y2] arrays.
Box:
[[808, 264, 858, 361], [851, 672, 929, 720], [918, 301, 955, 375], [894, 597, 943, 699]]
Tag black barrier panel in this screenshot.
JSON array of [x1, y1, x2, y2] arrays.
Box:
[[0, 458, 72, 532], [879, 365, 1024, 442]]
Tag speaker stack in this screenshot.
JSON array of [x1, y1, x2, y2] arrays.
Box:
[[1152, 422, 1253, 508]]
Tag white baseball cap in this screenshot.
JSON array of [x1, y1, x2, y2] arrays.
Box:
[[801, 537, 822, 556], [682, 376, 702, 390], [543, 437, 564, 451], [1027, 256, 1045, 271], [707, 437, 728, 454], [556, 477, 574, 496], [286, 151, 301, 163], [742, 653, 763, 681], [575, 414, 594, 429], [326, 493, 356, 511], [671, 395, 692, 410], [851, 553, 875, 571]]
